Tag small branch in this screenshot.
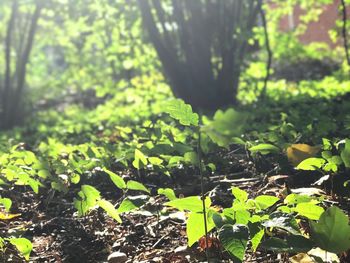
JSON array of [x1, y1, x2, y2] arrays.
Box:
[[341, 0, 350, 67], [259, 1, 272, 100], [197, 120, 209, 261]]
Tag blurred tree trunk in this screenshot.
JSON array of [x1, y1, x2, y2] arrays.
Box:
[[0, 0, 43, 130], [139, 0, 261, 110]]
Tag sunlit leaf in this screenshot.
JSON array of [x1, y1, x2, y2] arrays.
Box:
[[9, 238, 32, 260], [104, 169, 126, 189], [293, 203, 324, 220], [254, 195, 279, 210], [232, 187, 248, 203], [249, 144, 280, 155], [98, 199, 122, 223], [0, 197, 12, 212], [126, 180, 150, 194], [297, 158, 325, 170], [158, 188, 176, 200], [187, 212, 215, 247], [164, 99, 199, 126], [165, 196, 211, 213], [0, 212, 21, 220]]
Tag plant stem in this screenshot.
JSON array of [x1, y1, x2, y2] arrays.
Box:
[[259, 0, 272, 101], [341, 0, 350, 67], [197, 124, 209, 261]]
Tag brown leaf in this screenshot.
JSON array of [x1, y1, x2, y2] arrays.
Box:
[[287, 144, 321, 166]]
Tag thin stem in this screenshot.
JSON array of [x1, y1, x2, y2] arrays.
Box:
[[341, 0, 350, 67], [197, 122, 209, 261], [259, 1, 272, 100]]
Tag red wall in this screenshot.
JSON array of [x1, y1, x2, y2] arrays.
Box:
[[277, 0, 349, 47]]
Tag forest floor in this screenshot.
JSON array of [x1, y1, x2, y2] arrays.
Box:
[[2, 148, 350, 263]]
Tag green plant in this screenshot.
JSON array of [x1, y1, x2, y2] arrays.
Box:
[[73, 168, 150, 222]]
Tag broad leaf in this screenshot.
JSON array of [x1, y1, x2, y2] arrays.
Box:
[[104, 169, 126, 189], [297, 158, 325, 170], [126, 180, 150, 194], [0, 197, 12, 212], [218, 224, 249, 262], [98, 199, 122, 223], [165, 196, 211, 212], [133, 149, 148, 169], [164, 99, 199, 126], [74, 185, 101, 216], [9, 238, 32, 260], [117, 195, 149, 213], [158, 188, 176, 200], [310, 206, 350, 254], [249, 223, 264, 252], [186, 212, 215, 247], [249, 144, 280, 155], [254, 195, 279, 210], [261, 235, 314, 253], [262, 212, 300, 235], [293, 203, 324, 220], [232, 187, 248, 203], [340, 139, 350, 168]]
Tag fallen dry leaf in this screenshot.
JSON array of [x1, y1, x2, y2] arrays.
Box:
[[287, 144, 321, 166]]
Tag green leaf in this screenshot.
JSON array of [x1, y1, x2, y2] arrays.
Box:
[[126, 180, 150, 194], [249, 144, 280, 155], [284, 194, 313, 205], [310, 206, 350, 254], [133, 149, 148, 169], [183, 151, 199, 166], [235, 209, 251, 225], [254, 195, 279, 210], [117, 195, 149, 214], [158, 188, 176, 200], [164, 196, 211, 212], [187, 212, 215, 247], [218, 224, 249, 262], [0, 197, 12, 212], [293, 203, 324, 220], [202, 109, 248, 147], [262, 212, 300, 235], [70, 173, 80, 184], [232, 187, 248, 203], [297, 158, 325, 170], [37, 169, 50, 179], [74, 185, 101, 216], [164, 99, 199, 126], [117, 198, 137, 214], [104, 169, 126, 189], [341, 139, 350, 168], [98, 199, 122, 223], [148, 157, 163, 166], [261, 235, 314, 253], [9, 238, 32, 260], [249, 223, 264, 252]]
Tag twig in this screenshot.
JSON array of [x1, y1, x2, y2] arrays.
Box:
[[151, 234, 167, 249], [341, 0, 350, 67], [259, 1, 272, 100], [197, 121, 209, 261]]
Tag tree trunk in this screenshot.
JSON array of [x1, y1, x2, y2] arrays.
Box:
[[139, 0, 260, 111], [0, 0, 43, 130]]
